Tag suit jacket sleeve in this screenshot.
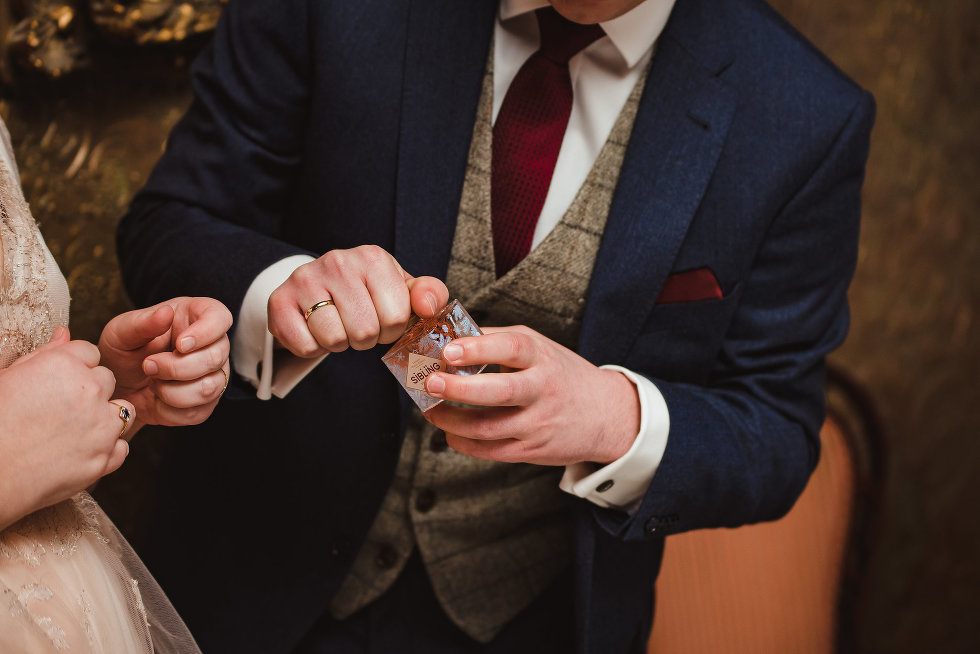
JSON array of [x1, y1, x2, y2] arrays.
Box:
[[117, 0, 315, 323], [598, 90, 876, 542]]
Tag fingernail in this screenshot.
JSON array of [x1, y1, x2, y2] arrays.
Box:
[[425, 292, 438, 315], [426, 374, 446, 396], [143, 359, 159, 376], [179, 336, 195, 352], [443, 343, 462, 363]]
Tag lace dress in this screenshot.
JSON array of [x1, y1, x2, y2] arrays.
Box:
[[0, 120, 201, 653]]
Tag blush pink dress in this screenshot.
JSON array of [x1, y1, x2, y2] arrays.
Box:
[[0, 118, 201, 653]]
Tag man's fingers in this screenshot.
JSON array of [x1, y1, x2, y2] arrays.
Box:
[[144, 337, 230, 381], [406, 276, 450, 319], [440, 329, 537, 370], [332, 282, 386, 351], [269, 246, 449, 354], [268, 283, 329, 357], [306, 301, 352, 352], [444, 433, 528, 463], [425, 369, 533, 408], [106, 305, 176, 351], [424, 403, 522, 441], [149, 394, 217, 427], [172, 298, 233, 353], [366, 276, 412, 346], [150, 369, 227, 408]]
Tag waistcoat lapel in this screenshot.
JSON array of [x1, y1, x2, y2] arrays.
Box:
[[394, 0, 496, 280]]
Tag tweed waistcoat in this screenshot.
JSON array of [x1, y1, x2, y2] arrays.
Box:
[[328, 48, 649, 643]]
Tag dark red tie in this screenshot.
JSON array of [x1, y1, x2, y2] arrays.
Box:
[[491, 7, 605, 277]]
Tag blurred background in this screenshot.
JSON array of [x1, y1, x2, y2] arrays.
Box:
[[1, 1, 977, 651]]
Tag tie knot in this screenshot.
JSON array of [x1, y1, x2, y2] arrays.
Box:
[[534, 6, 605, 64]]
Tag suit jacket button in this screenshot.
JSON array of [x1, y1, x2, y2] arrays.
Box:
[[644, 517, 659, 534], [596, 479, 615, 493], [415, 488, 436, 513]]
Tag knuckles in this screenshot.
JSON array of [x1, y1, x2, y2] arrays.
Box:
[[291, 340, 326, 358], [344, 325, 378, 349], [379, 307, 412, 332], [465, 417, 499, 443], [494, 376, 520, 405], [206, 343, 227, 372], [156, 397, 212, 426], [267, 291, 294, 326], [316, 245, 396, 282], [503, 330, 531, 361], [352, 244, 390, 267], [317, 245, 383, 274]]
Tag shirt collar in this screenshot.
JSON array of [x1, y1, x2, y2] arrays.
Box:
[[499, 0, 677, 69]]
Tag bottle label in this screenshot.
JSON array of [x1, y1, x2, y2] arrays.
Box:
[[406, 353, 443, 391]]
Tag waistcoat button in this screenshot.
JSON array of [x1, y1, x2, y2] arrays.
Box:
[[415, 488, 436, 513], [429, 430, 448, 452], [375, 544, 398, 570]]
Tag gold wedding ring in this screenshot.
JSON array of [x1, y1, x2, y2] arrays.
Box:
[[220, 367, 229, 394], [111, 402, 132, 438], [304, 299, 335, 321]]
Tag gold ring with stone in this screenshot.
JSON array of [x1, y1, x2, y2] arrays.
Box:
[[304, 299, 335, 321], [111, 402, 132, 438]]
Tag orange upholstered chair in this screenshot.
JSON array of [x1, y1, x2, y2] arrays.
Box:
[[648, 368, 883, 654]]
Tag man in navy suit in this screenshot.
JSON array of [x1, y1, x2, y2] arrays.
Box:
[[116, 0, 874, 652]]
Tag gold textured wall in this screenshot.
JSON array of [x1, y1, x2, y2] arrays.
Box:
[[2, 1, 978, 651], [767, 1, 980, 651]]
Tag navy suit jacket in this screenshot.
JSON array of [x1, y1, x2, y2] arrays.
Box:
[[116, 0, 874, 652]]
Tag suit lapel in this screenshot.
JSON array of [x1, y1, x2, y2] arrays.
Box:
[[574, 1, 736, 649], [394, 0, 497, 280], [578, 0, 736, 366]]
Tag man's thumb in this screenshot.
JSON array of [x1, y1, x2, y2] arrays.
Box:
[[104, 305, 175, 350]]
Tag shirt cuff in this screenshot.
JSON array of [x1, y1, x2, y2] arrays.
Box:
[[231, 254, 326, 400], [559, 365, 669, 514]]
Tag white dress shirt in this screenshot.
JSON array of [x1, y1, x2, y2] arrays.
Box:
[[232, 0, 676, 514]]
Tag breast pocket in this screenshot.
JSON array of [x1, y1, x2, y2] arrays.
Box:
[[626, 282, 743, 383]]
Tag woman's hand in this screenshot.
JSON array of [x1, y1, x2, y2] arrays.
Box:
[[0, 327, 135, 530], [98, 297, 233, 430]]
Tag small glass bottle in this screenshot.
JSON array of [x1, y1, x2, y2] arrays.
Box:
[[382, 299, 486, 411]]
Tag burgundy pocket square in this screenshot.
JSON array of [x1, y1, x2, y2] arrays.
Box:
[[656, 268, 723, 304]]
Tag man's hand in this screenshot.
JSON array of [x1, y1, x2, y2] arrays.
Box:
[[267, 245, 449, 357], [99, 297, 233, 429], [422, 325, 641, 466]]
